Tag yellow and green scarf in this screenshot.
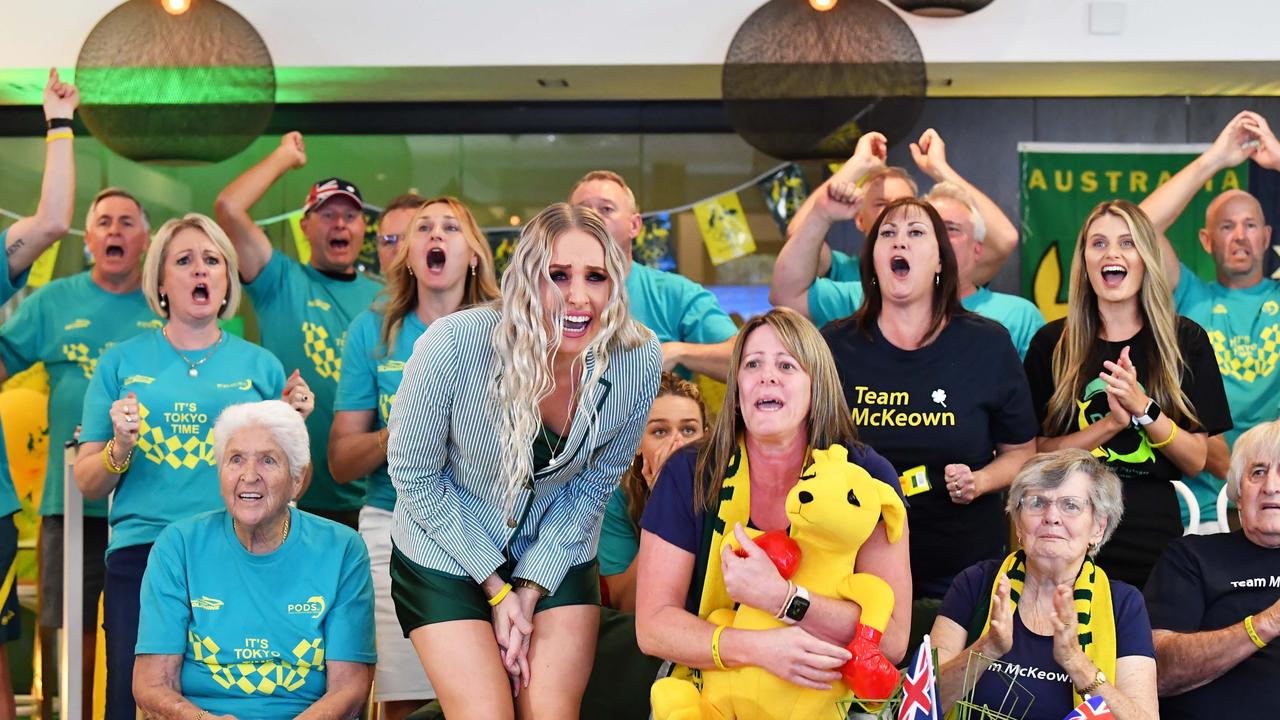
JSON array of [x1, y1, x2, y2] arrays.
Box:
[[669, 441, 755, 686], [975, 550, 1116, 708]]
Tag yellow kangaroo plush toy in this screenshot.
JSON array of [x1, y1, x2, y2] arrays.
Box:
[[651, 444, 906, 720]]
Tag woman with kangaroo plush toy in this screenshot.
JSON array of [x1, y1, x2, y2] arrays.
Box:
[[635, 307, 911, 718]]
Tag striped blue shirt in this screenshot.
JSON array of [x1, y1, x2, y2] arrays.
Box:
[[387, 306, 662, 593]]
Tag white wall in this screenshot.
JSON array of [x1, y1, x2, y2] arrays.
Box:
[[2, 0, 1278, 69]]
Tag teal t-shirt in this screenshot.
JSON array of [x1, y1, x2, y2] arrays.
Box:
[[1174, 262, 1280, 522], [136, 507, 376, 719], [598, 488, 639, 576], [0, 230, 32, 517], [807, 281, 1044, 358], [827, 249, 861, 282], [79, 331, 285, 554], [333, 308, 427, 512], [0, 270, 160, 517], [626, 263, 736, 378], [245, 251, 380, 512]]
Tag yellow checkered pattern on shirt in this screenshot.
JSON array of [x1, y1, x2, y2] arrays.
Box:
[[136, 403, 215, 470], [189, 632, 326, 695], [378, 392, 394, 425], [1208, 325, 1280, 383], [61, 342, 97, 379], [302, 322, 342, 381]]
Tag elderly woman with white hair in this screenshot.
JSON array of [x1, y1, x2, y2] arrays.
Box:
[[1145, 419, 1280, 720], [930, 449, 1158, 720], [134, 400, 376, 720], [74, 213, 316, 718]]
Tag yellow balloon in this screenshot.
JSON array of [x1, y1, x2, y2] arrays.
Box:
[[0, 387, 51, 505]]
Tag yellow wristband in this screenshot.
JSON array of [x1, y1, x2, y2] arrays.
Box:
[[45, 130, 73, 143], [711, 624, 728, 670], [1149, 421, 1178, 449], [1245, 614, 1267, 649], [102, 438, 132, 474], [487, 582, 513, 607]]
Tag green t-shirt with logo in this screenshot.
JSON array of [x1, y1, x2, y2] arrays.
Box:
[[333, 308, 427, 512], [245, 251, 380, 513], [1174, 262, 1280, 522], [827, 249, 861, 282], [0, 270, 160, 517], [79, 331, 285, 554], [0, 230, 31, 517], [136, 507, 376, 719]]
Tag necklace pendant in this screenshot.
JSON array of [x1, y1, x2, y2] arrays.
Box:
[[188, 367, 199, 378]]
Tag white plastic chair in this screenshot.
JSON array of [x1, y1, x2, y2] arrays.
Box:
[[1216, 483, 1231, 532], [1171, 480, 1200, 535]]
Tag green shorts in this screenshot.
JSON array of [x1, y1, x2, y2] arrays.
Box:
[[390, 547, 601, 635]]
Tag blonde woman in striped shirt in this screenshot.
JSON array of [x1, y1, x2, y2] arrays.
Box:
[[387, 202, 661, 719]]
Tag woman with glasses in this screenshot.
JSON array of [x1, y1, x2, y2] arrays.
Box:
[[330, 196, 499, 720], [930, 450, 1157, 720]]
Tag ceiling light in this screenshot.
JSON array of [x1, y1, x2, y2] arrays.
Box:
[[163, 0, 191, 15], [810, 0, 837, 10]]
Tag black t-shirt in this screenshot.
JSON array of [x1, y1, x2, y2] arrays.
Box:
[[1144, 532, 1280, 720], [1023, 317, 1232, 588], [822, 314, 1038, 597]]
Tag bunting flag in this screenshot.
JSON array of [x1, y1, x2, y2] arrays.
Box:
[[634, 212, 676, 271], [693, 191, 756, 266], [759, 164, 808, 234], [288, 210, 309, 265], [27, 240, 60, 288], [486, 228, 521, 279]]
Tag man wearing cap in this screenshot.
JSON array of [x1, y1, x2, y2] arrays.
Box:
[[215, 131, 380, 529]]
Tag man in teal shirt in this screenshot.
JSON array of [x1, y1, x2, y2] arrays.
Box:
[[0, 67, 81, 719], [569, 170, 738, 381], [1140, 110, 1280, 526], [215, 132, 380, 529], [772, 132, 1043, 358]]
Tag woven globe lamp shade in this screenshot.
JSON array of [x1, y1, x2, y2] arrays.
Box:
[[76, 0, 275, 163], [888, 0, 996, 17], [722, 0, 926, 160]]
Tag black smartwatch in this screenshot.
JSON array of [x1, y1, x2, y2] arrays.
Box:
[[1132, 398, 1162, 428], [782, 585, 811, 624], [46, 117, 73, 131]]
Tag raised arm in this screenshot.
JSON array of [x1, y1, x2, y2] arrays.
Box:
[[910, 129, 1017, 286], [770, 132, 884, 317], [213, 132, 308, 282], [6, 69, 78, 278], [1139, 111, 1263, 287]]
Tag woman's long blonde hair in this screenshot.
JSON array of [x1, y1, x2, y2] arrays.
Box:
[[492, 203, 651, 515], [1045, 200, 1198, 433], [378, 197, 500, 354], [694, 307, 861, 510]]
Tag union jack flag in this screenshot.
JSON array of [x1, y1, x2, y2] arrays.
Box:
[[1063, 694, 1113, 720], [898, 635, 938, 720]]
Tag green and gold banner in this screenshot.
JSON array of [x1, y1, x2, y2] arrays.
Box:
[[1019, 143, 1246, 321]]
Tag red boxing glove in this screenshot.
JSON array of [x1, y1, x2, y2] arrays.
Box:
[[750, 529, 802, 580]]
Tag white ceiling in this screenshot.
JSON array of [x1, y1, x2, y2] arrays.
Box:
[[2, 0, 1279, 103]]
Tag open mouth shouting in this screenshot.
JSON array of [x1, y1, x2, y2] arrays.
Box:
[[562, 313, 593, 338], [1100, 264, 1127, 288], [328, 237, 351, 252], [889, 255, 911, 279], [754, 393, 785, 412], [192, 282, 211, 304], [426, 247, 447, 273]]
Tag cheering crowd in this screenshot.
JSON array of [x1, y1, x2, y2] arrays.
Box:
[[0, 69, 1277, 720]]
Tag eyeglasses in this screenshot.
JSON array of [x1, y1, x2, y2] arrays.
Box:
[[1018, 495, 1091, 517], [378, 234, 400, 247]]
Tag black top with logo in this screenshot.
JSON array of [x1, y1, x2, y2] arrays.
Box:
[[1023, 317, 1232, 588], [1144, 532, 1280, 720], [822, 314, 1038, 598]]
